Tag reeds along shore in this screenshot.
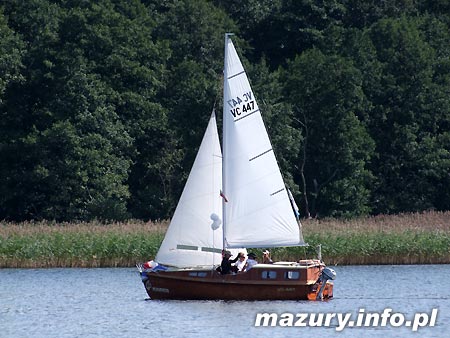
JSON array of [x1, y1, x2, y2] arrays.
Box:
[[0, 211, 449, 268]]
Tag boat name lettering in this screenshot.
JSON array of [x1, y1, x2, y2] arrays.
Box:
[[277, 287, 296, 292], [152, 287, 170, 293]]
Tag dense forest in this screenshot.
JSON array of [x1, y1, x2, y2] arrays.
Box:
[[0, 0, 449, 222]]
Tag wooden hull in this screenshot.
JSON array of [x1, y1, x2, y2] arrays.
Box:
[[140, 260, 333, 301]]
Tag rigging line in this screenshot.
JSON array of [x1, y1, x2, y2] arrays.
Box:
[[213, 71, 224, 110]]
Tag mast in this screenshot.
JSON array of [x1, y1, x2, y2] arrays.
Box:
[[221, 33, 232, 251]]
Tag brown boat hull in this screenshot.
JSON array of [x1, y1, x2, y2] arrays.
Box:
[[141, 260, 333, 301]]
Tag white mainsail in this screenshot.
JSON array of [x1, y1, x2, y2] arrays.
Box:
[[222, 34, 306, 248], [156, 111, 224, 267]]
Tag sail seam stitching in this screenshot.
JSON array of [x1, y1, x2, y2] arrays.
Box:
[[249, 148, 272, 161], [270, 188, 285, 196], [235, 109, 259, 122], [228, 70, 245, 79], [177, 244, 198, 251]]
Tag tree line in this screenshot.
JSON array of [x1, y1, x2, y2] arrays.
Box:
[[1, 0, 449, 222]]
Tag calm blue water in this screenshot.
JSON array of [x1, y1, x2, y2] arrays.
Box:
[[0, 265, 448, 338]]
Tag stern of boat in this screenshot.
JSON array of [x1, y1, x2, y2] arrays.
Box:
[[307, 266, 336, 300], [307, 280, 334, 300]]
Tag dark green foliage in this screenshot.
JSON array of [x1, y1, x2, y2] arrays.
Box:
[[363, 17, 450, 214], [214, 0, 347, 67], [0, 9, 24, 103], [283, 49, 375, 217], [0, 0, 168, 221], [145, 0, 237, 216], [0, 0, 449, 221], [247, 58, 302, 192]]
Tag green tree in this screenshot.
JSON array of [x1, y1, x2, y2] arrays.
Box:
[[35, 72, 132, 221], [1, 0, 450, 221], [341, 0, 419, 29], [147, 0, 237, 214], [215, 0, 346, 67], [283, 49, 375, 217], [0, 9, 24, 103], [365, 16, 450, 213], [59, 0, 173, 220], [0, 0, 65, 220], [247, 58, 303, 195], [0, 0, 170, 220]]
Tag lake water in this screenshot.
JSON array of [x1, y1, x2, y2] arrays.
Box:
[[0, 265, 449, 338]]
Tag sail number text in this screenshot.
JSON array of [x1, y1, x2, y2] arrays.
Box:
[[227, 91, 255, 118]]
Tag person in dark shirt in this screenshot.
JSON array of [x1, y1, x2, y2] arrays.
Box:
[[220, 250, 240, 274]]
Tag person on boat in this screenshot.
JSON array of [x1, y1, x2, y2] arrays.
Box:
[[262, 250, 273, 264], [143, 260, 158, 270], [142, 260, 168, 272], [235, 252, 247, 272], [220, 250, 240, 275], [243, 252, 258, 272]]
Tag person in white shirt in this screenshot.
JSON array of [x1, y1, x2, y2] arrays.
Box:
[[243, 252, 258, 272], [235, 252, 247, 272], [262, 250, 273, 264]]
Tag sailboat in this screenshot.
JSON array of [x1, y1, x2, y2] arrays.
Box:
[[138, 34, 335, 300]]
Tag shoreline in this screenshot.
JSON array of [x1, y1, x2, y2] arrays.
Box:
[[1, 211, 449, 268]]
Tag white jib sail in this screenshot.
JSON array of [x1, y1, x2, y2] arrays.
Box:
[[156, 111, 224, 267], [222, 34, 305, 248]]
